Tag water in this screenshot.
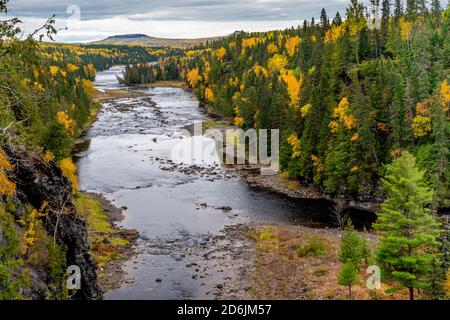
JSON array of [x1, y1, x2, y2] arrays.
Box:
[[77, 67, 342, 300]]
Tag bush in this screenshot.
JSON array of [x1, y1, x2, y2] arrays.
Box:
[[296, 237, 327, 257], [313, 267, 328, 276]]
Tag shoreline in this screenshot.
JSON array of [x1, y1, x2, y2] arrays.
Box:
[[77, 192, 139, 293]]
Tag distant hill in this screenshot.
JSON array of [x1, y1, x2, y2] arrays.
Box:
[[90, 33, 223, 49]]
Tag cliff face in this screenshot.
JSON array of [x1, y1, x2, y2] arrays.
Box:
[[4, 145, 102, 299]]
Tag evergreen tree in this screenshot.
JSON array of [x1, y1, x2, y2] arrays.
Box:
[[431, 0, 442, 26], [394, 0, 403, 21], [374, 151, 441, 300], [338, 262, 360, 299], [320, 8, 330, 29], [381, 0, 391, 49], [339, 220, 369, 267], [333, 12, 343, 26], [406, 0, 418, 20]]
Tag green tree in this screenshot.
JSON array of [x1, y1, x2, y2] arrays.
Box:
[[338, 262, 360, 299], [374, 151, 441, 300], [339, 220, 369, 267]]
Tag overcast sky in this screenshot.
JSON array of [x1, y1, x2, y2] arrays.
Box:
[[6, 0, 376, 42]]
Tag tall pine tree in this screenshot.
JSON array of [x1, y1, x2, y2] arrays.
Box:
[[374, 151, 441, 300]]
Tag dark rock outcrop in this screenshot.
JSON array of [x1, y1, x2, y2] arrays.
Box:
[[6, 145, 102, 300]]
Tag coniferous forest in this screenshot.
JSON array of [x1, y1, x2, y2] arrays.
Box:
[[128, 0, 450, 208]]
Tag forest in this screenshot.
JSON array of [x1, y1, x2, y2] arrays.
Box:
[[127, 0, 449, 212], [42, 43, 180, 72], [123, 2, 450, 299], [0, 0, 449, 301]]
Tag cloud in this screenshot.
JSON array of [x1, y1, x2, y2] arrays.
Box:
[[7, 0, 367, 42], [17, 16, 304, 42], [9, 0, 350, 21]]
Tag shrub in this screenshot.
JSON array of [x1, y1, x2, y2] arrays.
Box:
[[313, 267, 328, 276], [296, 237, 327, 257]]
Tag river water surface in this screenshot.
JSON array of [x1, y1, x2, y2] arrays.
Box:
[[77, 66, 338, 300]]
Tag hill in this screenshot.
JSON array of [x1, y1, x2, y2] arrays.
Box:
[[90, 33, 223, 48]]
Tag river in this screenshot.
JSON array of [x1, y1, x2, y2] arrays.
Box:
[[76, 66, 356, 300]]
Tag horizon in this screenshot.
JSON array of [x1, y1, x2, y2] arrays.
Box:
[[7, 0, 373, 43]]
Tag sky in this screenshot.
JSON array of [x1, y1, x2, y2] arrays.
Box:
[[7, 0, 366, 42]]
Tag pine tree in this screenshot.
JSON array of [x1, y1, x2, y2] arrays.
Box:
[[339, 220, 368, 267], [431, 0, 442, 26], [320, 8, 330, 29], [374, 151, 441, 300], [338, 262, 360, 299], [394, 0, 403, 22], [381, 0, 391, 49], [406, 0, 417, 21], [430, 99, 450, 210], [333, 12, 343, 26]]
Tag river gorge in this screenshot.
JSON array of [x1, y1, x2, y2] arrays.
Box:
[[76, 66, 376, 300]]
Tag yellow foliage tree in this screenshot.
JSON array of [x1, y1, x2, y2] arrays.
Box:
[[0, 148, 16, 196], [412, 115, 432, 138], [19, 202, 48, 255], [234, 116, 245, 127], [49, 66, 59, 77], [242, 37, 258, 48], [328, 120, 339, 133], [300, 104, 312, 117], [205, 87, 215, 103], [82, 79, 95, 98], [215, 47, 227, 60], [56, 111, 76, 135], [268, 54, 288, 73], [330, 97, 357, 131], [324, 25, 343, 43], [287, 133, 301, 158], [351, 133, 360, 142], [59, 158, 78, 193], [67, 63, 79, 72], [233, 106, 245, 127], [440, 79, 450, 111], [84, 63, 97, 78], [187, 68, 200, 87], [43, 150, 55, 165], [399, 18, 413, 41], [252, 64, 269, 77], [280, 70, 302, 107], [267, 43, 278, 54], [285, 36, 301, 57]]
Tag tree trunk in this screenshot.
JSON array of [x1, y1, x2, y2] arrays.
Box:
[[348, 285, 352, 300], [409, 287, 414, 300]]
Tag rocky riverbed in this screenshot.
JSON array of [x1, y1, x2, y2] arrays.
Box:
[[76, 67, 379, 300]]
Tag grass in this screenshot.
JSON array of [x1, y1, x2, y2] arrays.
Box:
[[202, 121, 231, 130], [313, 267, 328, 277], [74, 193, 129, 270], [296, 237, 328, 257], [140, 80, 186, 88], [94, 89, 144, 102]]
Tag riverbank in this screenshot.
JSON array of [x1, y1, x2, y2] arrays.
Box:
[[74, 192, 139, 292]]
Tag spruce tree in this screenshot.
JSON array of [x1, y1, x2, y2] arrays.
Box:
[[333, 12, 343, 26], [381, 0, 391, 49], [374, 151, 441, 300], [339, 220, 369, 267], [431, 0, 442, 26], [338, 262, 360, 299], [406, 0, 417, 21], [320, 8, 330, 29], [394, 0, 403, 21]]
